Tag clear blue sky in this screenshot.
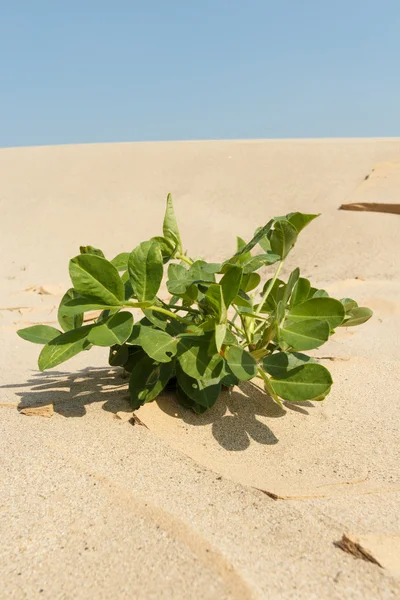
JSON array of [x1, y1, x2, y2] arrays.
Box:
[[1, 0, 399, 147]]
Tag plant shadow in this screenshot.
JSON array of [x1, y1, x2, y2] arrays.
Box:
[[1, 367, 132, 418], [2, 370, 314, 452], [156, 381, 314, 452]]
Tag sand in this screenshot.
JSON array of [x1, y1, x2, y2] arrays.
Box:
[[1, 138, 400, 599]]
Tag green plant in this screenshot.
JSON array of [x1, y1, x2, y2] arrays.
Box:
[[17, 195, 372, 413]]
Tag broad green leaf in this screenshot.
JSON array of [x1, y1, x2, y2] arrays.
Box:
[[177, 334, 224, 380], [220, 266, 243, 307], [176, 366, 221, 408], [151, 236, 177, 263], [233, 290, 253, 313], [224, 328, 237, 345], [282, 268, 300, 305], [340, 306, 373, 327], [69, 254, 124, 305], [340, 297, 358, 312], [163, 194, 182, 253], [129, 355, 174, 409], [108, 344, 130, 367], [167, 263, 189, 295], [63, 296, 126, 315], [128, 240, 163, 302], [262, 351, 316, 378], [79, 245, 105, 258], [110, 252, 130, 271], [279, 319, 330, 351], [129, 324, 178, 363], [257, 229, 272, 253], [38, 326, 92, 371], [220, 363, 240, 387], [124, 346, 147, 373], [269, 220, 298, 259], [312, 289, 329, 298], [201, 262, 222, 274], [176, 386, 208, 414], [241, 272, 261, 293], [234, 220, 274, 257], [269, 362, 333, 402], [275, 300, 285, 324], [286, 212, 319, 233], [142, 309, 184, 336], [17, 325, 62, 345], [258, 278, 285, 313], [215, 323, 227, 352], [290, 278, 311, 307], [205, 284, 227, 322], [225, 345, 257, 381], [88, 312, 133, 347], [58, 288, 84, 331], [189, 260, 216, 283], [289, 297, 345, 329], [242, 253, 280, 273]]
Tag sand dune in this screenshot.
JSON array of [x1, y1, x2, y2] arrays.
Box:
[[1, 139, 400, 598]]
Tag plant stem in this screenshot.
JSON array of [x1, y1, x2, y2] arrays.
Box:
[[254, 259, 285, 316], [124, 302, 185, 322], [228, 319, 245, 337], [176, 253, 194, 266], [257, 367, 283, 407]]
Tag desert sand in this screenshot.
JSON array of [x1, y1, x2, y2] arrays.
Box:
[[1, 139, 400, 599]]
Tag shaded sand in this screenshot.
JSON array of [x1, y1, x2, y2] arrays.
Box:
[[1, 139, 400, 598]]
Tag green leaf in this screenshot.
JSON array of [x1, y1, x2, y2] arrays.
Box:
[[79, 245, 105, 258], [224, 328, 237, 345], [270, 220, 298, 259], [62, 296, 124, 315], [220, 266, 243, 307], [286, 212, 319, 233], [340, 307, 373, 327], [290, 278, 311, 307], [128, 240, 163, 302], [151, 236, 177, 262], [258, 278, 285, 312], [176, 366, 221, 408], [242, 253, 280, 273], [188, 260, 216, 283], [38, 326, 92, 371], [129, 355, 174, 409], [177, 334, 224, 380], [279, 319, 330, 351], [269, 362, 333, 402], [241, 272, 261, 293], [312, 289, 329, 298], [262, 351, 316, 378], [289, 297, 345, 329], [58, 288, 84, 331], [87, 312, 133, 347], [340, 297, 358, 312], [129, 324, 178, 363], [110, 252, 130, 271], [17, 325, 62, 345], [215, 323, 227, 353], [176, 386, 208, 414], [234, 220, 274, 257], [163, 193, 182, 253], [69, 254, 124, 305], [108, 344, 130, 367], [167, 263, 189, 295], [205, 284, 227, 322], [225, 345, 257, 381], [282, 268, 300, 305]]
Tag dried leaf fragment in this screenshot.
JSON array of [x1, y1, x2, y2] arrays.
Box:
[[19, 404, 54, 418]]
